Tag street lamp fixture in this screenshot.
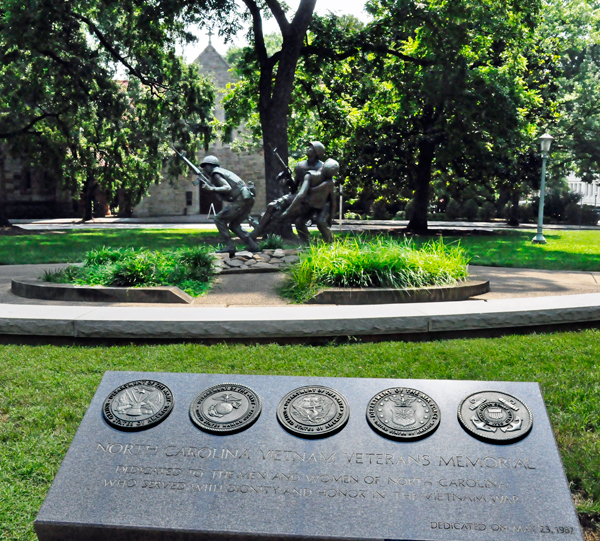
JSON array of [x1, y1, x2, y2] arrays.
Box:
[[532, 133, 554, 244]]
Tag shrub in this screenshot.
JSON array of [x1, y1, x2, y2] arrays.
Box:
[[282, 236, 469, 302], [372, 198, 391, 220], [41, 247, 215, 296], [445, 199, 461, 220], [258, 234, 285, 250], [462, 199, 480, 221], [519, 203, 535, 223], [479, 201, 496, 222]]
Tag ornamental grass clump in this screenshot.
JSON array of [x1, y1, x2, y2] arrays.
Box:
[[283, 237, 469, 302], [42, 246, 215, 296]]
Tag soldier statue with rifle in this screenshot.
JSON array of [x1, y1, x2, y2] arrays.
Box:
[[174, 148, 259, 253], [249, 141, 326, 241]]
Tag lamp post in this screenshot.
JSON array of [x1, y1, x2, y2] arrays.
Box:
[[532, 133, 554, 244]]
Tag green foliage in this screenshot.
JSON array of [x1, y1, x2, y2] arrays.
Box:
[[258, 234, 285, 251], [282, 237, 469, 302], [445, 199, 461, 220], [462, 199, 480, 221], [42, 246, 214, 296], [479, 201, 497, 222], [0, 0, 219, 219]]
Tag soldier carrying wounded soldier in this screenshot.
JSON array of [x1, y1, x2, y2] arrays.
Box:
[[249, 141, 338, 243]]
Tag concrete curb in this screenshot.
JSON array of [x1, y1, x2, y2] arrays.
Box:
[[11, 280, 193, 304], [306, 281, 490, 305], [1, 293, 599, 341]]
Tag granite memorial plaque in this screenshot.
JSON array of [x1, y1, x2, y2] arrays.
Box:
[[35, 372, 583, 541]]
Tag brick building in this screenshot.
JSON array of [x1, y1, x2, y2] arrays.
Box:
[[133, 43, 266, 217]]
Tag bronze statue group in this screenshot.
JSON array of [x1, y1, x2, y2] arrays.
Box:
[[191, 141, 338, 253]]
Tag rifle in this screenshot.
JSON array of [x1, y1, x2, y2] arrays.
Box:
[[171, 146, 212, 189], [270, 144, 293, 179]]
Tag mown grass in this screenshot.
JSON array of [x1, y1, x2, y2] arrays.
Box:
[[0, 332, 599, 540], [0, 229, 220, 265], [1, 228, 599, 271], [42, 246, 215, 296], [283, 237, 469, 302], [442, 230, 600, 271]]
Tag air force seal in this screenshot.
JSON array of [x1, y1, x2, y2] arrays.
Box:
[[458, 390, 533, 444], [366, 387, 440, 441]]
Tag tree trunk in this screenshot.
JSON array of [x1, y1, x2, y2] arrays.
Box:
[[507, 185, 520, 226], [407, 138, 435, 234], [0, 154, 11, 227], [261, 106, 290, 203], [81, 172, 95, 222]]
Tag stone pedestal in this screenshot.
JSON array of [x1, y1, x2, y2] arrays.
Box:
[[35, 372, 583, 541]]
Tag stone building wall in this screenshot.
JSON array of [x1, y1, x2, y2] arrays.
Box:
[[0, 149, 74, 219], [133, 44, 266, 217]]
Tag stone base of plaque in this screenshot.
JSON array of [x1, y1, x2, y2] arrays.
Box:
[[35, 372, 583, 541]]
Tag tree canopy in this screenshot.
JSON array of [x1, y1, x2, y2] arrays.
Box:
[[0, 0, 221, 222]]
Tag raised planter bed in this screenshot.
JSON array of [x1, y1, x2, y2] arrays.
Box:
[[305, 280, 490, 305], [11, 280, 193, 304]]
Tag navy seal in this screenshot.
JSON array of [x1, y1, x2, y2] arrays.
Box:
[[277, 385, 349, 438]]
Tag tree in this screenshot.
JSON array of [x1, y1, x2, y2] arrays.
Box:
[[0, 0, 217, 222], [304, 0, 543, 232]]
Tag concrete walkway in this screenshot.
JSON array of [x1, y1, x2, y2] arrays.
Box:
[[1, 261, 600, 341], [9, 216, 600, 232]]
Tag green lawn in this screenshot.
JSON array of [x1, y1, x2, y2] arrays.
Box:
[[1, 228, 599, 271], [443, 230, 600, 271], [0, 228, 220, 265], [1, 333, 599, 540]]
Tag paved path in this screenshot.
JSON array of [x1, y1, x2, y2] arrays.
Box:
[[1, 263, 599, 307], [9, 216, 600, 232]]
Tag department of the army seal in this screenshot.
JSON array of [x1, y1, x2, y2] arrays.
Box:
[[457, 390, 533, 444], [102, 380, 174, 431], [190, 383, 261, 434], [277, 385, 350, 438], [366, 387, 441, 441]]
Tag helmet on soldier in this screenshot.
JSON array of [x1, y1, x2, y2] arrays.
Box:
[[309, 141, 325, 160], [322, 158, 339, 178], [200, 155, 220, 167]]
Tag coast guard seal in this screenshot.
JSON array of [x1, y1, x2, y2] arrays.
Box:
[[458, 390, 533, 443], [190, 383, 261, 434], [102, 380, 174, 431], [277, 385, 349, 438], [366, 387, 440, 441]]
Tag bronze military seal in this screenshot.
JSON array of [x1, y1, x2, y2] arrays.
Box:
[[458, 390, 533, 444], [102, 380, 174, 431], [366, 387, 440, 441], [277, 385, 350, 438], [190, 383, 261, 434]]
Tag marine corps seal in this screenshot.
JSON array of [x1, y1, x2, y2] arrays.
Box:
[[457, 390, 533, 444], [366, 387, 440, 441], [277, 385, 350, 438], [190, 383, 261, 434], [102, 380, 174, 431]]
